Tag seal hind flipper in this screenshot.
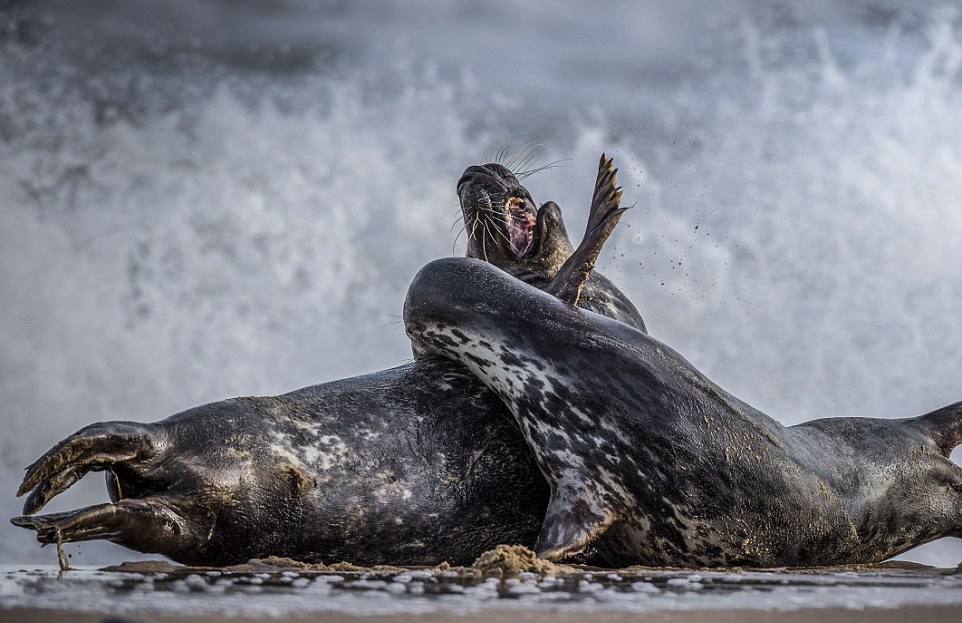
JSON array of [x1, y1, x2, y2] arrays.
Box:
[[548, 153, 626, 307], [914, 400, 962, 456], [12, 498, 186, 555]]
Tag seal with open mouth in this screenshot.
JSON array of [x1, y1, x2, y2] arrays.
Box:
[[11, 155, 642, 567], [404, 182, 962, 567], [457, 161, 645, 330]]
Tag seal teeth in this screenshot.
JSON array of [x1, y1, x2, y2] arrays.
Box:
[[505, 197, 536, 258]]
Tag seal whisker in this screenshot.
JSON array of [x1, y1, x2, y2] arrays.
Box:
[[511, 145, 545, 176], [505, 143, 543, 172], [517, 159, 569, 180], [494, 143, 541, 171], [492, 145, 511, 166], [452, 223, 468, 253], [467, 217, 481, 244], [480, 221, 490, 261], [467, 217, 487, 261], [481, 216, 510, 247]]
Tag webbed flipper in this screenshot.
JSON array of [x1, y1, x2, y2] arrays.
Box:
[[17, 421, 157, 514], [547, 153, 626, 306], [12, 498, 183, 548]]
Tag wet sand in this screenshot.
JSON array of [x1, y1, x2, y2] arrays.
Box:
[[2, 551, 960, 623], [3, 605, 962, 623]]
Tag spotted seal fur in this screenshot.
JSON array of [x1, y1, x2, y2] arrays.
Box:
[[12, 155, 641, 566], [404, 184, 962, 566]]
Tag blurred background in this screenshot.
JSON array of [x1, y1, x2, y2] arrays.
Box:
[[1, 0, 960, 566]]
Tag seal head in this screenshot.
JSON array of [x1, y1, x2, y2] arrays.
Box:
[[458, 163, 572, 273], [458, 159, 646, 332]]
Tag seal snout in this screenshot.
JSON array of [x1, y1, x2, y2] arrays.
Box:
[[457, 163, 517, 194], [458, 163, 540, 261]]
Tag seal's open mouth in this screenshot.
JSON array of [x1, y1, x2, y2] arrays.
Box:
[[505, 196, 537, 258]]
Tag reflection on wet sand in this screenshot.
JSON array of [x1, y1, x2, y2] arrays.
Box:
[[2, 546, 961, 622]]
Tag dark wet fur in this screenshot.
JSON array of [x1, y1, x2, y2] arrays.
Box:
[[15, 360, 548, 566]]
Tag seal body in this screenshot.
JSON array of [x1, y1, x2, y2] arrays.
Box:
[[404, 257, 962, 566], [12, 360, 547, 566], [13, 156, 642, 566]]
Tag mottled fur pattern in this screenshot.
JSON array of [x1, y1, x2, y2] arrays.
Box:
[[404, 257, 962, 566], [13, 361, 548, 566]]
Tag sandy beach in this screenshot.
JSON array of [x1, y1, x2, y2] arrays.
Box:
[[3, 604, 962, 623], [2, 558, 960, 623]]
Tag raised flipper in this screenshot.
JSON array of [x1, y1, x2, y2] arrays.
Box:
[[522, 157, 630, 560], [547, 153, 626, 306]]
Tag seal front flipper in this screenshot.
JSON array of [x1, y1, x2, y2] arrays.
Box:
[[548, 153, 626, 307], [17, 421, 160, 514], [535, 482, 619, 561], [12, 498, 185, 551]]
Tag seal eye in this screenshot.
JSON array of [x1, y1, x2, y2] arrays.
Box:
[[504, 196, 537, 258]]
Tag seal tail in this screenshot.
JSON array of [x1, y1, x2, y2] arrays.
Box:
[[915, 401, 962, 456]]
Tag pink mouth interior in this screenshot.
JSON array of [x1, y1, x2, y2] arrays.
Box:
[[506, 198, 536, 257]]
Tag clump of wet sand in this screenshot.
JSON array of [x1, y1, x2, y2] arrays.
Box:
[[471, 544, 569, 576]]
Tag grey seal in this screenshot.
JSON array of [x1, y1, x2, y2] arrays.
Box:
[[12, 155, 641, 566], [457, 160, 644, 330], [404, 187, 962, 567]]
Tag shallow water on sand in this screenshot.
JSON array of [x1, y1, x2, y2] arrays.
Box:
[[2, 564, 961, 619]]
